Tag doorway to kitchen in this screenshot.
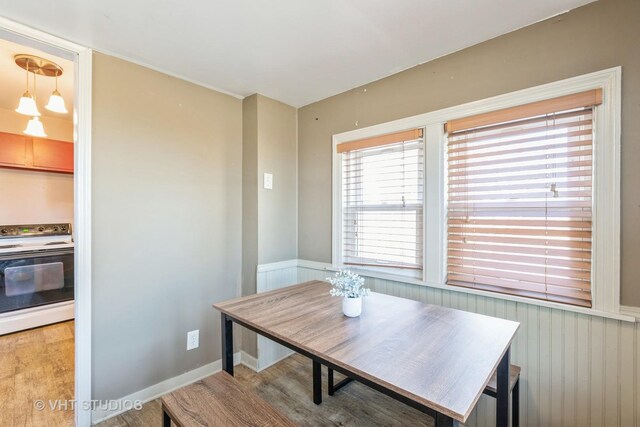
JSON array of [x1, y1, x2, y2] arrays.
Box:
[[0, 18, 92, 427]]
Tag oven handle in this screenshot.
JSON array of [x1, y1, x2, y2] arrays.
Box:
[[0, 249, 74, 261]]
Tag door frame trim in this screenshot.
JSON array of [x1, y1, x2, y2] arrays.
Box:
[[0, 16, 93, 426]]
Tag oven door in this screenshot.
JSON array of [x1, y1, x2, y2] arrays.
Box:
[[0, 249, 74, 314]]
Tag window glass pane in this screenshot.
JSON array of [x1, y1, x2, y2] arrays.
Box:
[[446, 108, 593, 307], [341, 135, 424, 270]]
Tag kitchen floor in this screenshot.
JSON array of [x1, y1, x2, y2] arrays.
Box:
[[0, 320, 74, 427], [98, 353, 434, 427]]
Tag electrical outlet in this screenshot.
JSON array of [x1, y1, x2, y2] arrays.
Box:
[[264, 173, 273, 190], [187, 330, 199, 350]]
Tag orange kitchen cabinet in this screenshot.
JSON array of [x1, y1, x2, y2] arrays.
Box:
[[0, 132, 30, 168], [32, 138, 74, 173], [0, 131, 73, 174]]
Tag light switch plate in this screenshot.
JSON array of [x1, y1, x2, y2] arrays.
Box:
[[264, 173, 273, 190], [187, 330, 199, 350]]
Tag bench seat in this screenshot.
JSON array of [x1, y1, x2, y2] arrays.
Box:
[[327, 362, 521, 427], [161, 371, 296, 427], [483, 364, 521, 396]]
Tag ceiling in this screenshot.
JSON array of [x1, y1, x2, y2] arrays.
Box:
[[0, 37, 74, 118], [0, 0, 594, 107]]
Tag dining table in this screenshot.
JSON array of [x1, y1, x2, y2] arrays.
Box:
[[213, 280, 520, 427]]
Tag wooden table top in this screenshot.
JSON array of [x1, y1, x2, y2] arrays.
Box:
[[214, 280, 519, 423]]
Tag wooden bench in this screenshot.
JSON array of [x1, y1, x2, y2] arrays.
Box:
[[483, 364, 521, 397], [327, 364, 521, 427], [161, 371, 296, 427]]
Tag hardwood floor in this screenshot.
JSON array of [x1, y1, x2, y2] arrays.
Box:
[[99, 353, 434, 427], [0, 321, 75, 427]]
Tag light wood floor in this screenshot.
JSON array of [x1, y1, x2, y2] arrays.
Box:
[[99, 353, 435, 427], [0, 321, 75, 427]]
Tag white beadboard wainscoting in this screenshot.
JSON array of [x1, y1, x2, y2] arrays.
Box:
[[255, 260, 298, 371], [254, 259, 639, 427]]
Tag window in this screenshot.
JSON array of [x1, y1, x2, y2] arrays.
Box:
[[337, 129, 424, 273], [445, 90, 601, 307], [332, 68, 620, 314]]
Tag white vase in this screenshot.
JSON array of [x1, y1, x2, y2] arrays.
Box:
[[342, 296, 362, 317]]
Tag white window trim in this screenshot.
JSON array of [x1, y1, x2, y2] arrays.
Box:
[[332, 67, 621, 317]]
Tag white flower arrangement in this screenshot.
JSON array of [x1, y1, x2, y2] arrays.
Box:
[[327, 270, 370, 299]]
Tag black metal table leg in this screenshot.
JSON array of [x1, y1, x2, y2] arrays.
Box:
[[163, 408, 171, 427], [327, 367, 355, 396], [221, 313, 234, 375], [313, 360, 322, 404], [496, 347, 511, 427], [328, 366, 334, 396], [512, 377, 520, 427], [435, 412, 455, 427]]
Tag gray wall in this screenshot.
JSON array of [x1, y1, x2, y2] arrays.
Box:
[[297, 0, 640, 306], [256, 95, 298, 264], [241, 94, 298, 357], [241, 95, 259, 357], [92, 53, 243, 399]]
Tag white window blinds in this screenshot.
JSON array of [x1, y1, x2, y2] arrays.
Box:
[[338, 129, 424, 270], [445, 89, 602, 307]]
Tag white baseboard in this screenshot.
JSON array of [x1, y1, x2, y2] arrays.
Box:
[[92, 351, 253, 424], [240, 350, 259, 371], [257, 350, 294, 372]]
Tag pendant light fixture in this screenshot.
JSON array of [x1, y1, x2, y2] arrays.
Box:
[[24, 116, 47, 137], [15, 59, 41, 117], [45, 72, 68, 114], [14, 54, 67, 138], [23, 73, 47, 137]]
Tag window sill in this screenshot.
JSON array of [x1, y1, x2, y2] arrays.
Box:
[[320, 262, 637, 323]]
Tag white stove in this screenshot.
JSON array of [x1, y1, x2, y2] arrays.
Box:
[[0, 223, 74, 335], [0, 224, 74, 254]]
